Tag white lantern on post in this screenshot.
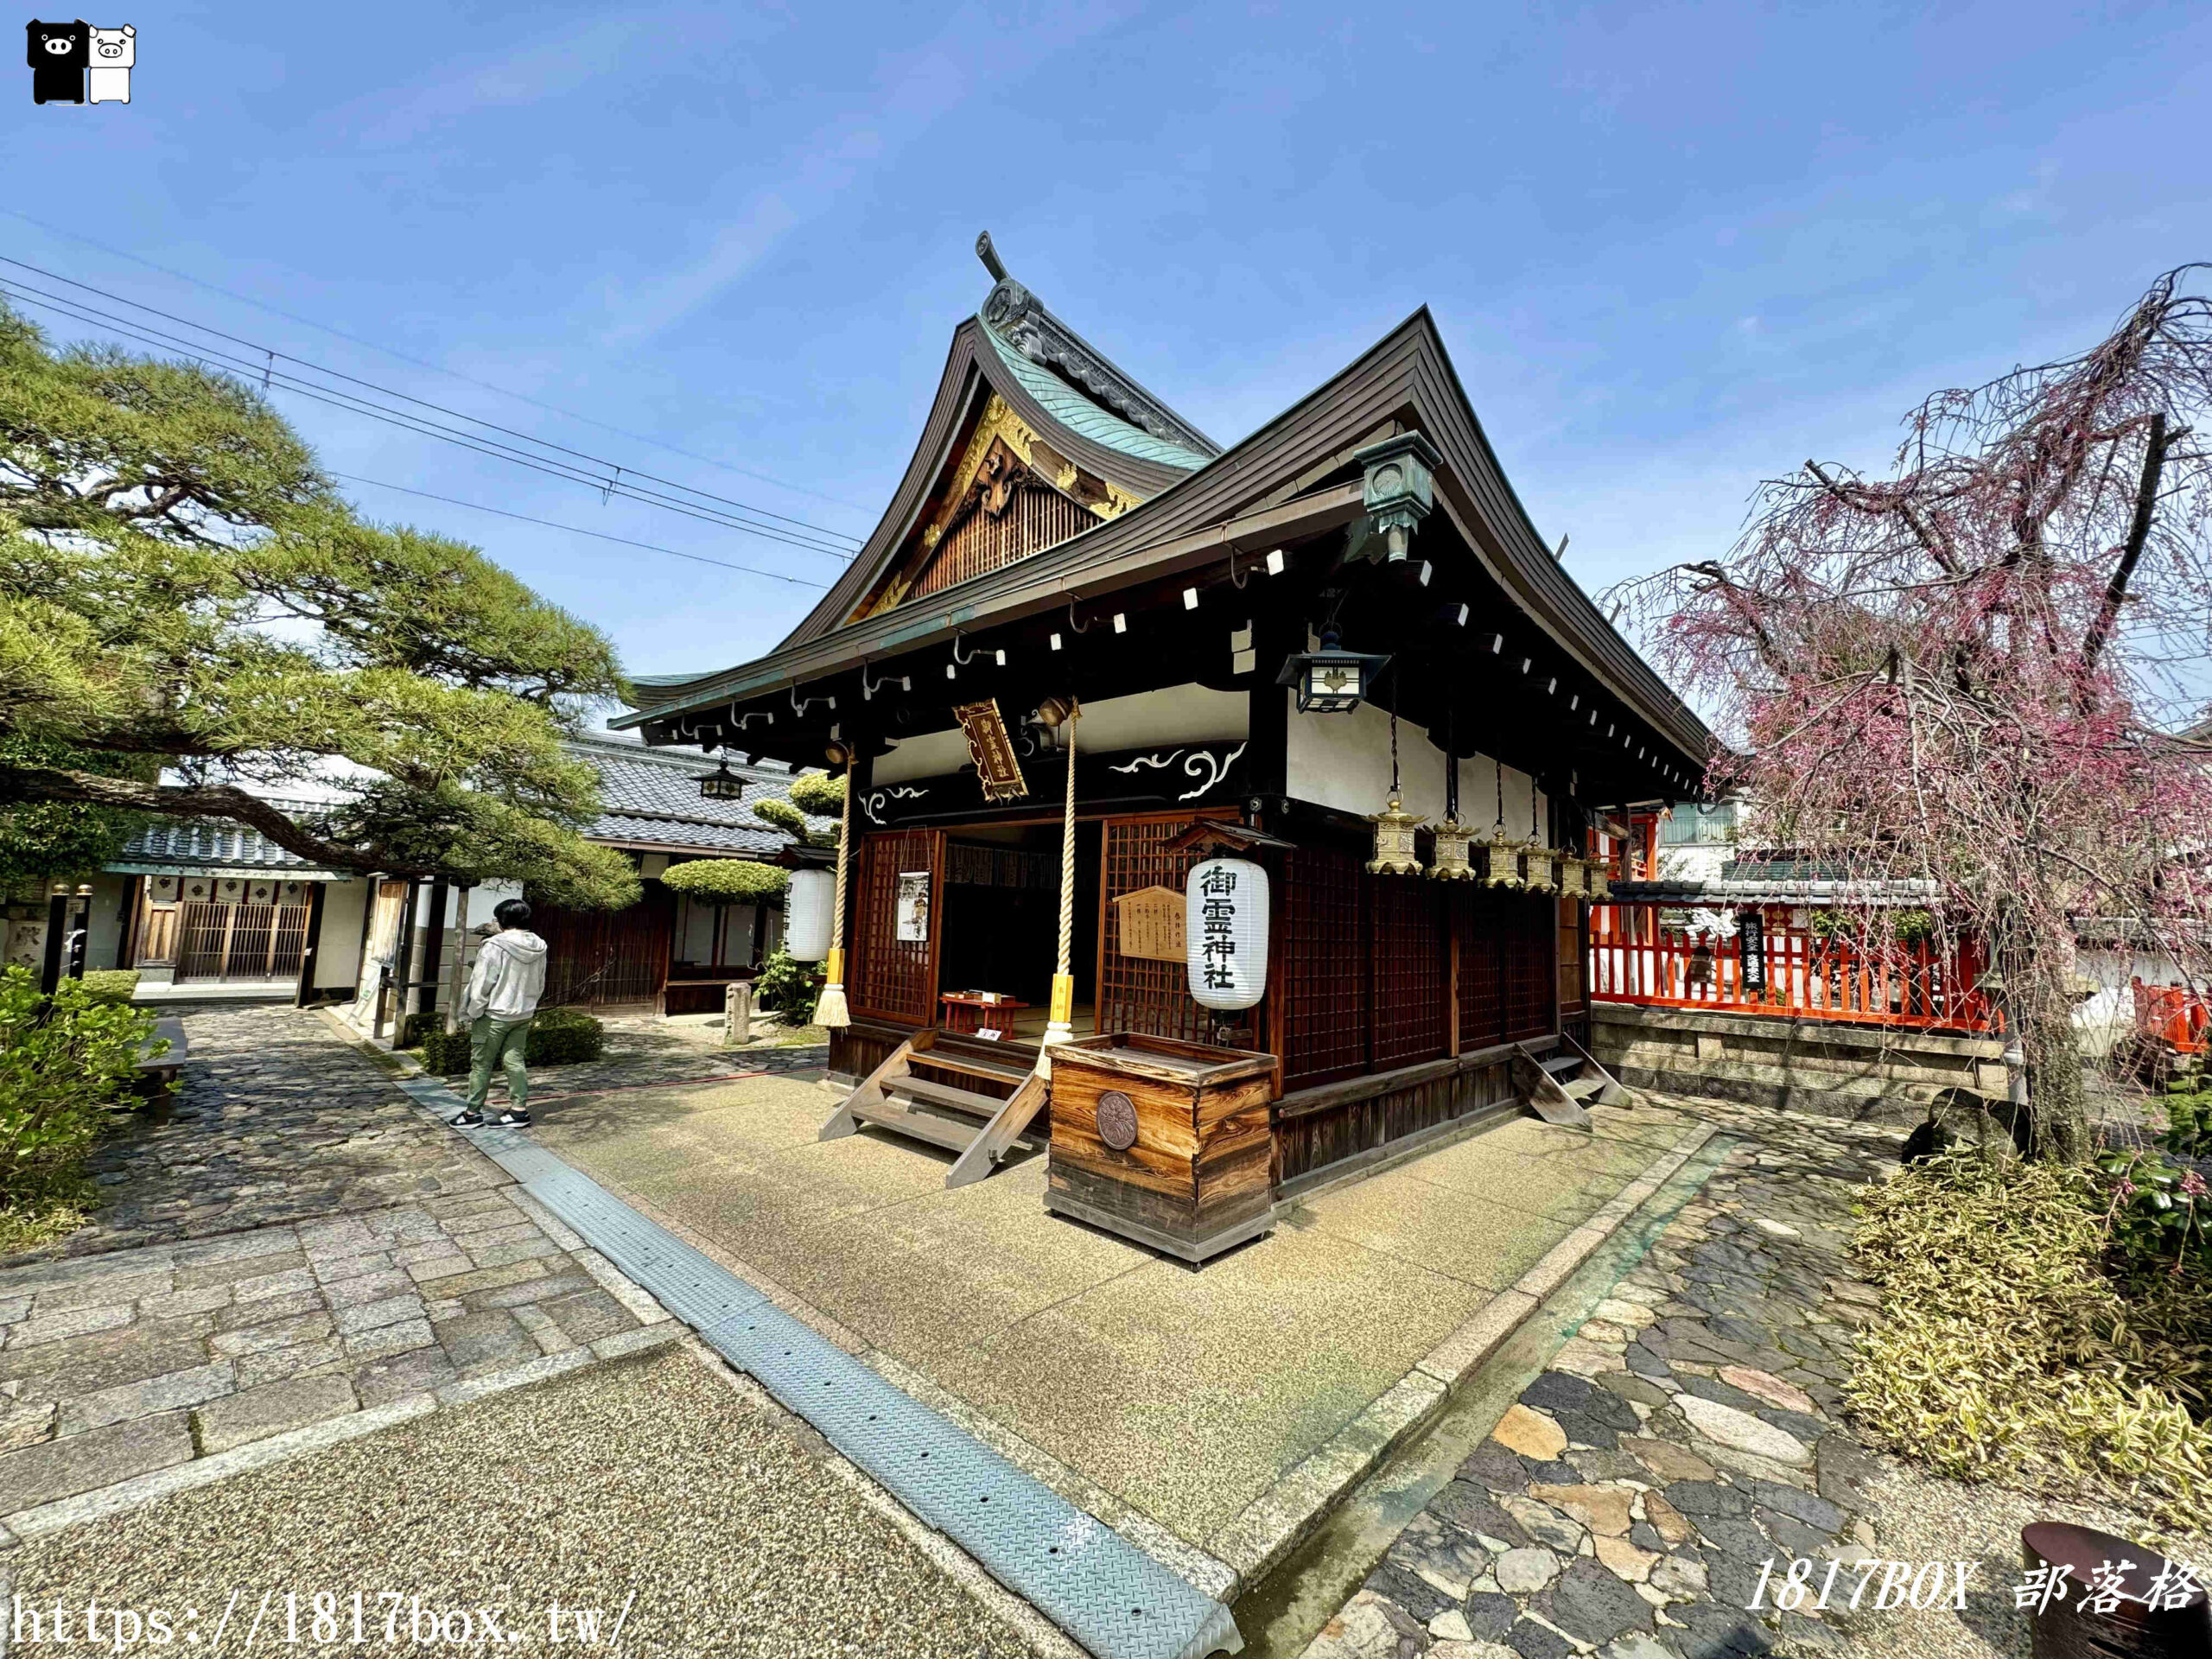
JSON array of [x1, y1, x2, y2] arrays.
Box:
[[784, 868, 835, 963], [1185, 858, 1269, 1012]]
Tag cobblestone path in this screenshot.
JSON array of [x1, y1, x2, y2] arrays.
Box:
[[1305, 1099, 1902, 1659], [22, 1008, 508, 1265]]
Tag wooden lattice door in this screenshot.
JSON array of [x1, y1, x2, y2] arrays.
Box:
[[851, 828, 944, 1025], [1096, 814, 1228, 1045]]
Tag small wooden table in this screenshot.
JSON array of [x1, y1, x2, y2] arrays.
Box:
[[938, 992, 1028, 1038]]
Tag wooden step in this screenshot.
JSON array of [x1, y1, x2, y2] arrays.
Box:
[[1562, 1077, 1605, 1101], [892, 1075, 1008, 1119], [850, 1096, 984, 1153], [916, 1048, 1033, 1087], [1541, 1052, 1582, 1076]]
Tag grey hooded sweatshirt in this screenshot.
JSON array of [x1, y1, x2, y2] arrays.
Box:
[[459, 930, 548, 1024]]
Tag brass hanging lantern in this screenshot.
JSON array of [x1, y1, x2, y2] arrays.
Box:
[[1429, 726, 1475, 880], [1367, 701, 1425, 876], [1368, 794, 1426, 876], [1589, 849, 1612, 900], [1523, 842, 1559, 893], [1481, 823, 1524, 887], [1559, 852, 1589, 899], [1429, 819, 1477, 880]]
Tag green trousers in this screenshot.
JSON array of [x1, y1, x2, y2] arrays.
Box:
[[466, 1014, 534, 1112]]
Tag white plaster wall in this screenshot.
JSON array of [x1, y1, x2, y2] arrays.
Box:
[[873, 684, 1249, 785], [1284, 690, 1548, 835], [85, 874, 131, 970], [315, 878, 370, 991]]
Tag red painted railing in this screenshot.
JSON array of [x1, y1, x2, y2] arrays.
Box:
[[2133, 978, 2210, 1057], [1587, 906, 1999, 1033]]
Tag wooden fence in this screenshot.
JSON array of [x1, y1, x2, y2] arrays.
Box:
[[1587, 906, 1997, 1033]]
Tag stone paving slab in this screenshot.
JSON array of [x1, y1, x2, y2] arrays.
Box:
[[1300, 1094, 1903, 1659], [0, 1186, 678, 1528], [10, 1007, 512, 1265]]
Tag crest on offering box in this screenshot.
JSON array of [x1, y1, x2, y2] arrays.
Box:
[[954, 699, 1028, 803]]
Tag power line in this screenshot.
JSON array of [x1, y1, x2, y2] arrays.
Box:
[[0, 277, 860, 560], [0, 206, 872, 515], [331, 473, 828, 587], [0, 254, 861, 557]]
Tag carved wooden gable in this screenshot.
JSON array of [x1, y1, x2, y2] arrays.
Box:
[[849, 396, 1135, 622]]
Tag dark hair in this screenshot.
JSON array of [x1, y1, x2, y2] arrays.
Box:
[[493, 898, 533, 930]]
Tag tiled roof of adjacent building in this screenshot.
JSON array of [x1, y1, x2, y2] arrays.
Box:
[[104, 739, 817, 874], [567, 730, 803, 856], [111, 802, 337, 874]]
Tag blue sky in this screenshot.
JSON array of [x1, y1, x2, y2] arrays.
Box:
[[8, 1, 2209, 712]]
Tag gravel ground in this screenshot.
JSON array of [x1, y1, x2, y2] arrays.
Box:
[[1840, 1460, 2212, 1659], [3, 1344, 1042, 1659]]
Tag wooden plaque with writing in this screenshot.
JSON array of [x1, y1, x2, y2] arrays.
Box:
[[1110, 884, 1185, 963]]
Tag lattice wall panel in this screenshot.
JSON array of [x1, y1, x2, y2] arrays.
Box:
[[1501, 890, 1557, 1043], [1096, 817, 1216, 1044], [1370, 876, 1448, 1071], [1280, 845, 1367, 1090], [852, 829, 941, 1026], [911, 484, 1097, 600], [1454, 886, 1504, 1052]]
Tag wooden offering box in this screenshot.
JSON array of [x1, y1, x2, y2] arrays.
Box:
[[1044, 1033, 1279, 1264]]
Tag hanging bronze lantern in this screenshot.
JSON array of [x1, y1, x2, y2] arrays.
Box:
[[1523, 843, 1560, 894], [1588, 854, 1612, 901], [1481, 825, 1524, 888], [1367, 794, 1426, 876], [1429, 818, 1477, 881]]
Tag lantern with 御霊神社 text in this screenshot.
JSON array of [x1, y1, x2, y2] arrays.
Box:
[[1185, 857, 1268, 1012]]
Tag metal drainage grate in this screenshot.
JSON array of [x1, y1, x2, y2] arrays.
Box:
[[398, 1074, 1241, 1659]]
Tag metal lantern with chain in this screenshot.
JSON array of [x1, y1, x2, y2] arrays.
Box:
[[1366, 703, 1426, 875], [1478, 758, 1523, 887], [1429, 721, 1478, 880], [699, 754, 746, 801], [1520, 775, 1558, 893]]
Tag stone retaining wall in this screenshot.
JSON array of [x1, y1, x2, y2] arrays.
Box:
[[1592, 1003, 2007, 1122]]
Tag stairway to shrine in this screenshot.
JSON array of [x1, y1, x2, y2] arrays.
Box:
[[819, 1029, 1049, 1185]]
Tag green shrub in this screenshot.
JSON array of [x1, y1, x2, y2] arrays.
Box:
[[754, 949, 824, 1019], [785, 772, 844, 817], [77, 969, 140, 1008], [1850, 1152, 2212, 1530], [416, 1007, 606, 1075], [659, 859, 787, 904], [0, 966, 156, 1200]]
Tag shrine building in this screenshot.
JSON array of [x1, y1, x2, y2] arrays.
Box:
[[616, 235, 1713, 1262]]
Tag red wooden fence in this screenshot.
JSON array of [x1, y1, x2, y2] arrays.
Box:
[[1586, 906, 1998, 1033]]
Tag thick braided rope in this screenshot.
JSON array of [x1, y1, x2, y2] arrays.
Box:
[[1055, 710, 1077, 976], [830, 767, 852, 951]]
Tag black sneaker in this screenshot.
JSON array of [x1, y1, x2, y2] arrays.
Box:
[[448, 1109, 486, 1128], [491, 1109, 532, 1128]]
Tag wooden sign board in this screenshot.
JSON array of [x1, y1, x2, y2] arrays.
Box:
[[953, 698, 1028, 803], [1112, 884, 1185, 962]]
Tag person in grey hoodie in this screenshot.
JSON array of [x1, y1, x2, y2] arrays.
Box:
[[450, 898, 550, 1128]]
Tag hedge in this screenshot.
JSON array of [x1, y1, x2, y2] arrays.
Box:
[[785, 772, 844, 817], [416, 1007, 605, 1075], [78, 969, 140, 1008], [659, 859, 787, 904]]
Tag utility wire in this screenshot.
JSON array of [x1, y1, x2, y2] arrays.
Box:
[[0, 206, 869, 514], [0, 278, 858, 560], [330, 474, 828, 588], [0, 254, 861, 557]]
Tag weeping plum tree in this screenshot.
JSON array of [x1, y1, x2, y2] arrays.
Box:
[[1610, 269, 2212, 1160]]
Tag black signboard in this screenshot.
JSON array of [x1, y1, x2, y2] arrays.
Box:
[[1738, 910, 1767, 993]]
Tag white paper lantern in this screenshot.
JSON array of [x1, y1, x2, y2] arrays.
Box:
[[784, 868, 834, 963], [1185, 857, 1269, 1012]]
